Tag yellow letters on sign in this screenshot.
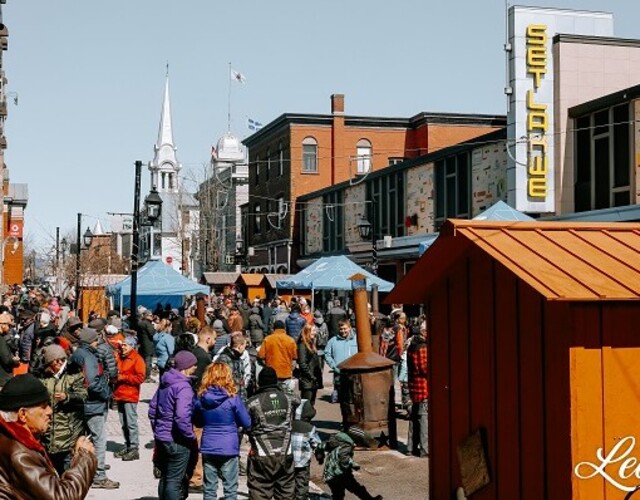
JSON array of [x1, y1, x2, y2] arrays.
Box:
[[527, 25, 548, 89], [528, 177, 547, 197], [527, 91, 548, 133]]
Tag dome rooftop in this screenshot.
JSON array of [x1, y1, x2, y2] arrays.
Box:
[[216, 133, 245, 162]]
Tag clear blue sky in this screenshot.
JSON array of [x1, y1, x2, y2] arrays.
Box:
[[4, 1, 639, 253]]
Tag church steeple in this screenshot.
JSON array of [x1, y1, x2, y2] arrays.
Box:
[[150, 71, 180, 193]]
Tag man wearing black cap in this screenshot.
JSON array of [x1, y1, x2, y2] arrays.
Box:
[[245, 366, 300, 499], [0, 374, 97, 498]]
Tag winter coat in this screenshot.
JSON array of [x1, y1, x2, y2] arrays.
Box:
[[324, 332, 358, 373], [285, 312, 306, 342], [227, 311, 244, 333], [0, 336, 14, 387], [95, 336, 118, 381], [214, 346, 247, 401], [213, 333, 230, 357], [40, 368, 87, 454], [114, 350, 146, 403], [18, 322, 35, 364], [297, 342, 323, 391], [193, 386, 251, 457], [148, 368, 196, 444], [0, 416, 97, 500], [314, 318, 330, 349], [323, 432, 357, 482], [68, 344, 111, 417], [248, 313, 265, 345], [238, 303, 252, 330], [257, 329, 297, 379], [153, 331, 175, 369], [261, 305, 273, 332], [136, 318, 155, 357]]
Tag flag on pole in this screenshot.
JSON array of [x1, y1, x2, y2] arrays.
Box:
[[247, 118, 263, 131], [231, 69, 246, 84]]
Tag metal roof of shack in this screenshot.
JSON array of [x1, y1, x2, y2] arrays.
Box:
[[387, 219, 640, 304]]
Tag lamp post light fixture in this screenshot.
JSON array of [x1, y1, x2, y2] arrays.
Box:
[[130, 161, 163, 328], [357, 212, 377, 275], [83, 227, 93, 248]]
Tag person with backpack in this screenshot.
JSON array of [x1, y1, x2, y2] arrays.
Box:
[[285, 305, 306, 343], [321, 432, 382, 500], [248, 307, 265, 347], [313, 311, 329, 372], [68, 328, 119, 490]]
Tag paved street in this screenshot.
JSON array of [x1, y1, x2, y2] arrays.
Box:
[[86, 370, 428, 500]]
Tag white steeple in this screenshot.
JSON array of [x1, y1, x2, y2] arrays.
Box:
[[150, 70, 181, 193]]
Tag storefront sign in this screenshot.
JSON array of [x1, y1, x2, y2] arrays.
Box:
[[506, 6, 613, 213], [575, 436, 640, 492], [526, 25, 548, 199]]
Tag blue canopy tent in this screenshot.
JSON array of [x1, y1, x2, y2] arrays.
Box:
[[107, 260, 209, 309], [418, 201, 534, 256], [276, 255, 394, 293]]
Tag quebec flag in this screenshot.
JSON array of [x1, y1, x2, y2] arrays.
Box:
[[247, 118, 263, 131]]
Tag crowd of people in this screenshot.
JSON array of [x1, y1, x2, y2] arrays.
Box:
[[0, 286, 428, 499]]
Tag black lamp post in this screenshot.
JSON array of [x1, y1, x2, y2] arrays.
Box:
[[130, 161, 163, 328], [74, 215, 93, 311], [358, 209, 377, 275]]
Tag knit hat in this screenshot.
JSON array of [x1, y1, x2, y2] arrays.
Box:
[[212, 319, 224, 332], [273, 320, 285, 330], [123, 336, 138, 348], [42, 344, 67, 365], [174, 351, 197, 371], [0, 374, 50, 411], [258, 366, 278, 388], [78, 327, 99, 344], [105, 325, 119, 336]]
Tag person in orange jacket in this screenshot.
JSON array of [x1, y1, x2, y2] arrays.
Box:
[[113, 335, 146, 461]]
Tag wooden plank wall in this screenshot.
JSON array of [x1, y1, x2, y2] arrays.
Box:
[[428, 249, 574, 499]]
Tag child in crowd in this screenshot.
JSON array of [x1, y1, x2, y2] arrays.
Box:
[[291, 399, 322, 500], [321, 431, 383, 500]]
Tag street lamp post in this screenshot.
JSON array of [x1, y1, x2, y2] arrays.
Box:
[[74, 213, 93, 312], [129, 160, 162, 328], [358, 202, 377, 275]]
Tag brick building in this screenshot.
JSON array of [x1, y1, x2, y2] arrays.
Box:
[[241, 94, 504, 273]]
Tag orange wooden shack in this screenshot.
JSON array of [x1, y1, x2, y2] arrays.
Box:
[[387, 219, 640, 500], [235, 273, 265, 303]]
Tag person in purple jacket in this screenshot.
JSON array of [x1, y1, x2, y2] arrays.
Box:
[[148, 350, 198, 500], [194, 362, 251, 500]]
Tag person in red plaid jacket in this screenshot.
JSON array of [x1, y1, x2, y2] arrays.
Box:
[[406, 322, 428, 457]]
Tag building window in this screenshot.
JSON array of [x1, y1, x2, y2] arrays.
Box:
[[302, 137, 318, 173], [323, 191, 344, 252], [161, 172, 166, 190], [168, 173, 174, 190], [265, 148, 271, 181], [356, 139, 372, 174], [366, 171, 405, 239], [278, 142, 284, 176], [435, 152, 470, 228], [254, 203, 261, 234], [574, 103, 631, 212], [254, 155, 260, 186]]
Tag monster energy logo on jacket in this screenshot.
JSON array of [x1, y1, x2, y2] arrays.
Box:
[[246, 387, 300, 457]]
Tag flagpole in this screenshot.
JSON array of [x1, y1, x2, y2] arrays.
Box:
[[227, 62, 232, 132]]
